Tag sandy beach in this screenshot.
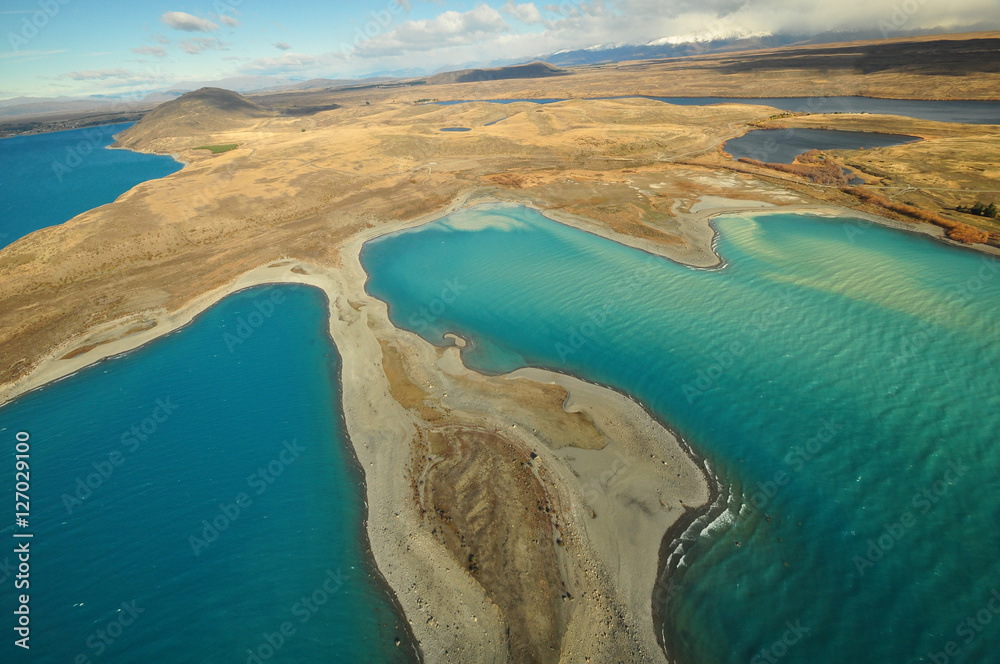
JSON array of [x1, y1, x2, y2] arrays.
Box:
[[0, 193, 718, 661]]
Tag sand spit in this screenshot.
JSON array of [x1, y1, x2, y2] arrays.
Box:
[[2, 192, 987, 662], [0, 197, 713, 662]]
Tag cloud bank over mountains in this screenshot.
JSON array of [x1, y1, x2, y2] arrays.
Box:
[[4, 0, 997, 99]]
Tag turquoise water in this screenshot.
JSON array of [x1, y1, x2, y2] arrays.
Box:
[[725, 128, 920, 163], [0, 123, 181, 249], [0, 285, 417, 663], [361, 204, 1000, 664]]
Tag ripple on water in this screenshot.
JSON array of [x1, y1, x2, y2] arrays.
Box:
[[361, 204, 1000, 664]]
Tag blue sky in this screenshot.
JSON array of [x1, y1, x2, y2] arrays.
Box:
[[1, 0, 998, 99]]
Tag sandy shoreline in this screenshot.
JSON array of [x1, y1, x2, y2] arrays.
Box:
[[3, 192, 995, 662], [0, 193, 713, 662], [1, 190, 974, 404], [0, 193, 962, 410]]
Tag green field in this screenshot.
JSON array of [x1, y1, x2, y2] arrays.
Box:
[[193, 144, 239, 154]]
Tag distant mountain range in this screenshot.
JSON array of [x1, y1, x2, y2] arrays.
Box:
[[425, 62, 568, 85], [1, 28, 994, 122], [0, 75, 402, 121], [541, 34, 798, 66]]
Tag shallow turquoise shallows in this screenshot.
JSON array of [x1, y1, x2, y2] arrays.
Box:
[[360, 204, 1000, 664], [0, 286, 417, 663], [0, 123, 181, 249]]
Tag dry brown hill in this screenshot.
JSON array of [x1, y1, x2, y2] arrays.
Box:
[[426, 61, 569, 85], [114, 87, 273, 150]]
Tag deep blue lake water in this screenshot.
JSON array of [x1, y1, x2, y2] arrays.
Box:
[[724, 127, 921, 163], [0, 286, 417, 663], [646, 96, 1000, 124], [436, 96, 1000, 124], [0, 122, 180, 249], [361, 204, 1000, 664], [435, 98, 565, 106]]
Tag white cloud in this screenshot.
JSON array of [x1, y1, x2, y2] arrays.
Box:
[[502, 1, 543, 24], [0, 49, 66, 60], [555, 0, 1000, 47], [52, 68, 170, 97], [160, 11, 218, 33], [220, 14, 239, 28], [131, 45, 167, 57], [180, 37, 228, 54], [61, 69, 138, 81], [417, 0, 1000, 70], [113, 0, 1000, 86], [355, 4, 509, 57], [242, 52, 327, 74]]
